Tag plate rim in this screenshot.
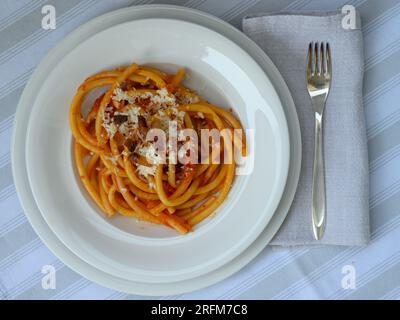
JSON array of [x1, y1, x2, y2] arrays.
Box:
[[11, 4, 301, 296]]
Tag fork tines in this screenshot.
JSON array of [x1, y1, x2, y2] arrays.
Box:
[[307, 42, 331, 76]]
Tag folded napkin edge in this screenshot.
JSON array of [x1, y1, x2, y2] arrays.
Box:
[[243, 9, 362, 29], [244, 9, 345, 19]]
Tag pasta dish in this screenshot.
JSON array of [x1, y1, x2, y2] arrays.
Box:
[[69, 63, 245, 234]]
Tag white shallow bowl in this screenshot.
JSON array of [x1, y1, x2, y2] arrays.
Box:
[[25, 18, 289, 283], [13, 5, 301, 295]]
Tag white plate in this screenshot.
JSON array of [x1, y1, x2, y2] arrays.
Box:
[[25, 18, 289, 283], [13, 5, 301, 295]]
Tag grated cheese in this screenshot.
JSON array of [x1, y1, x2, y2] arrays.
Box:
[[136, 164, 157, 178], [112, 87, 135, 104], [102, 105, 117, 138], [108, 85, 189, 168], [151, 88, 176, 105], [103, 122, 117, 138], [138, 143, 163, 165]]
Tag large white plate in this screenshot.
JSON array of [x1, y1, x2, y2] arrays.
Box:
[[12, 5, 301, 295], [24, 18, 289, 283]]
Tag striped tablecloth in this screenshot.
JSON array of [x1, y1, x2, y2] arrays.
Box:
[[0, 0, 399, 300]]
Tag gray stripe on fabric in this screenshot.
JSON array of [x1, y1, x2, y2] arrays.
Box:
[[0, 69, 32, 131], [0, 163, 13, 191], [357, 0, 400, 33], [380, 286, 400, 300], [51, 278, 92, 300], [370, 193, 400, 222], [330, 251, 400, 299], [108, 291, 147, 301], [368, 121, 400, 164], [137, 0, 155, 4], [184, 0, 207, 9], [363, 50, 400, 105], [276, 212, 400, 300], [232, 247, 343, 299], [370, 144, 400, 173], [115, 247, 309, 301], [0, 0, 97, 66], [367, 109, 400, 140], [0, 275, 6, 299], [157, 294, 178, 300], [345, 0, 368, 7], [0, 238, 42, 272], [123, 294, 161, 300], [362, 1, 400, 35], [234, 210, 400, 299], [370, 180, 400, 210], [0, 0, 48, 32], [5, 260, 64, 300], [0, 184, 15, 203], [11, 249, 309, 300], [270, 249, 363, 300], [219, 0, 263, 22], [0, 0, 82, 54], [152, 0, 186, 6], [107, 291, 130, 300], [0, 213, 26, 238], [13, 264, 82, 300], [0, 152, 10, 169], [0, 114, 14, 134], [227, 0, 304, 28], [365, 39, 400, 71], [217, 249, 309, 299], [365, 74, 400, 106], [0, 223, 40, 262], [0, 69, 33, 100], [0, 81, 28, 125], [284, 0, 312, 11]]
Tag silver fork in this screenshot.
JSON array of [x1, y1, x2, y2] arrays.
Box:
[[306, 42, 332, 240]]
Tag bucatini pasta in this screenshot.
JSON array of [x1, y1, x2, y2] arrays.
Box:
[[69, 63, 246, 234]]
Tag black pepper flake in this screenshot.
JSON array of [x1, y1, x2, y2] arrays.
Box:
[[113, 114, 128, 125], [137, 115, 147, 127], [124, 138, 137, 152]]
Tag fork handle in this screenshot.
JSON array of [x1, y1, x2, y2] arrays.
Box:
[[312, 112, 326, 240]]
